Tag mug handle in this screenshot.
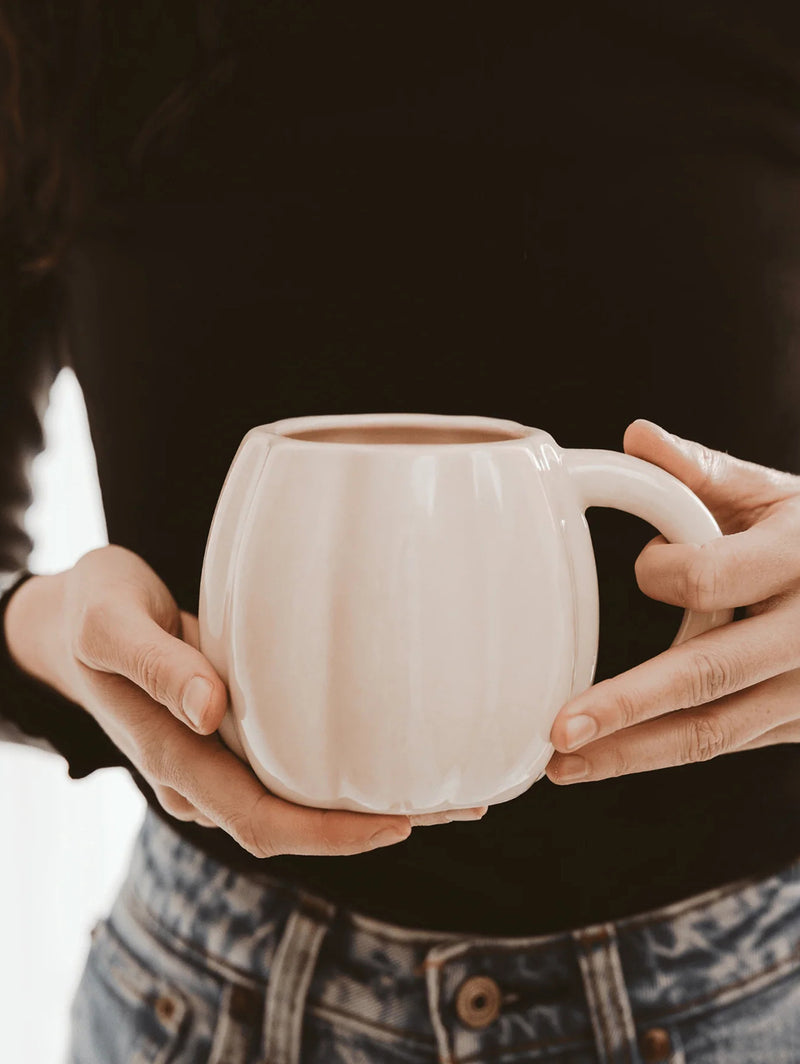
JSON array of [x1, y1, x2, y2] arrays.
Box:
[[562, 448, 734, 647]]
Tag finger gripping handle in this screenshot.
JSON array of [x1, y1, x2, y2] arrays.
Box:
[[563, 448, 734, 645]]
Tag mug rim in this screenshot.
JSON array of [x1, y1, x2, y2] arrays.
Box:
[[254, 412, 542, 449]]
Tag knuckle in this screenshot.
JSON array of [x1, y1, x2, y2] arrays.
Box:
[[153, 763, 217, 827], [785, 494, 800, 530], [614, 688, 641, 730], [682, 715, 730, 763], [684, 648, 739, 706], [693, 444, 725, 493], [611, 743, 632, 779], [164, 757, 195, 799], [134, 641, 171, 704], [154, 784, 193, 821], [309, 808, 350, 856], [226, 796, 276, 859], [73, 600, 116, 662], [682, 547, 721, 612], [138, 734, 172, 783]]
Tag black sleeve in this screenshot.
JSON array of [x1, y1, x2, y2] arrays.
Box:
[[0, 2, 144, 780], [0, 263, 132, 779]]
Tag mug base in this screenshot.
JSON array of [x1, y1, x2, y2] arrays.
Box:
[[233, 741, 557, 817]]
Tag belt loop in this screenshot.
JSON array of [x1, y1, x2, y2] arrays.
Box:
[[261, 891, 337, 1064], [209, 981, 263, 1064], [571, 922, 638, 1064]]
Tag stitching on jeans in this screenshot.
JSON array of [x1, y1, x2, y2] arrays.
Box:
[[412, 935, 571, 963], [350, 861, 793, 966], [305, 999, 438, 1048], [638, 938, 800, 1022], [343, 924, 455, 951], [603, 928, 636, 1064], [94, 921, 173, 1007], [344, 910, 468, 945], [289, 918, 331, 1064], [151, 810, 800, 942], [413, 959, 445, 974], [615, 855, 800, 932], [140, 820, 800, 1057], [455, 1029, 588, 1063], [124, 883, 266, 991], [341, 908, 569, 951], [207, 984, 240, 1064], [586, 942, 615, 1064], [262, 907, 307, 1058]]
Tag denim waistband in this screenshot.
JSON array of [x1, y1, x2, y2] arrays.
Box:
[[108, 807, 800, 1064]]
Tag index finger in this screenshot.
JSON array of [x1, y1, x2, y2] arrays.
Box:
[[75, 598, 228, 734], [549, 608, 798, 753]]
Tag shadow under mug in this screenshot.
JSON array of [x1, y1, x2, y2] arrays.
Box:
[[198, 412, 733, 816]]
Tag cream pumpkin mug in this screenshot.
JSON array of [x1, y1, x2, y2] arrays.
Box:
[[198, 412, 733, 817]]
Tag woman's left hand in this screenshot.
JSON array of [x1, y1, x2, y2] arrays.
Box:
[[547, 418, 800, 785]]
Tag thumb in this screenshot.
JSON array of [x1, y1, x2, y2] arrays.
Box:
[[622, 419, 796, 532], [77, 598, 229, 734]]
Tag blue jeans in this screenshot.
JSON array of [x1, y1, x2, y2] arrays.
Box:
[[67, 806, 800, 1063]]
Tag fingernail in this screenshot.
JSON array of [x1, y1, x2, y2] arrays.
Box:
[[448, 806, 488, 821], [557, 755, 589, 782], [370, 825, 411, 848], [182, 676, 212, 728], [564, 714, 598, 750]]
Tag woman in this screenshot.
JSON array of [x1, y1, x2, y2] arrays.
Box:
[[4, 2, 800, 1060]]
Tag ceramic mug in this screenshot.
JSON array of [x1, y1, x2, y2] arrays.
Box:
[[198, 412, 733, 816]]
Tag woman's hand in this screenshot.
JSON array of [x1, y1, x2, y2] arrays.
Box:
[[547, 419, 800, 785], [4, 545, 486, 853]]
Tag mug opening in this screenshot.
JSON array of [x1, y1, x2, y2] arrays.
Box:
[[283, 424, 526, 445]]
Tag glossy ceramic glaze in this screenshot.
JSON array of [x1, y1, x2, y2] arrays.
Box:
[[198, 413, 733, 815]]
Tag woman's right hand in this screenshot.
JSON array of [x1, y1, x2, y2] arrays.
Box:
[[4, 544, 486, 857]]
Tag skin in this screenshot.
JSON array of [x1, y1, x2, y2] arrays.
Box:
[[548, 418, 800, 785], [4, 547, 486, 858]]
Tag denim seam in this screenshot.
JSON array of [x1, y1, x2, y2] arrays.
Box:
[[414, 934, 572, 970], [424, 947, 457, 1064], [343, 907, 474, 946], [304, 999, 438, 1049], [96, 918, 182, 1007], [261, 903, 334, 1064], [583, 943, 615, 1064], [636, 939, 800, 1026], [207, 982, 255, 1064], [89, 918, 191, 1052], [455, 1030, 591, 1064], [122, 880, 267, 992], [615, 855, 800, 932], [603, 931, 637, 1064]]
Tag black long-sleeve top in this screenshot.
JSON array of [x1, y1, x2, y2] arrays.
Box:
[[4, 1, 800, 935]]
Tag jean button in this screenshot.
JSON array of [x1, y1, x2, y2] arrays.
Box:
[[639, 1026, 671, 1062], [455, 975, 502, 1028], [154, 994, 176, 1023]]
